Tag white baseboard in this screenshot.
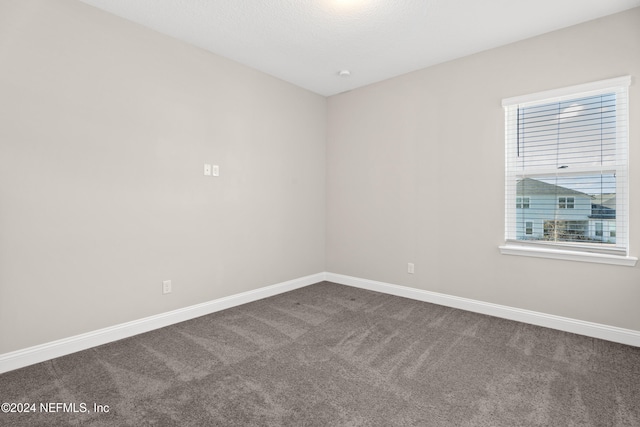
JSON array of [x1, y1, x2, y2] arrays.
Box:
[[3, 271, 638, 374], [0, 273, 325, 374], [325, 272, 640, 347]]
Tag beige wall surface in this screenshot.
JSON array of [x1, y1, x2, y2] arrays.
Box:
[[0, 0, 326, 353], [327, 8, 640, 330], [1, 0, 639, 356]]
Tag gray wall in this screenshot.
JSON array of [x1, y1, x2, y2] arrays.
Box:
[[326, 8, 640, 331], [0, 0, 326, 354]]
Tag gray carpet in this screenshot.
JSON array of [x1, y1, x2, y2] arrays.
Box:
[[1, 281, 639, 426]]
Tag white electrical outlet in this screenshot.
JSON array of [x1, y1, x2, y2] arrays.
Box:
[[212, 165, 219, 176], [408, 263, 415, 274], [162, 280, 172, 294]]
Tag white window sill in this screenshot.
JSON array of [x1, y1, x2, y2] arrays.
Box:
[[499, 245, 638, 267]]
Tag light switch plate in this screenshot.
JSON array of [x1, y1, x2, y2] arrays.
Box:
[[204, 164, 212, 176], [162, 280, 172, 294]]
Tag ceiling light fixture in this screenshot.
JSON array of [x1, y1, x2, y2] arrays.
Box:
[[331, 0, 365, 10], [338, 70, 351, 77]]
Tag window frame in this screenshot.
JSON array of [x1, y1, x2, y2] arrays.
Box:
[[499, 76, 636, 266]]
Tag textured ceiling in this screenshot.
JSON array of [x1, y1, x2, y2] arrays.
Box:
[[77, 0, 640, 96]]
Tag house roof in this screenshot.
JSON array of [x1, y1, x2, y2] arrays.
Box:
[[516, 178, 589, 196], [591, 194, 616, 209]]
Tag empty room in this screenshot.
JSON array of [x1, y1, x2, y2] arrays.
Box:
[[1, 0, 639, 425]]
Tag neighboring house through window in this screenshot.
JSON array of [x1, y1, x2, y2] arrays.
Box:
[[501, 76, 634, 265]]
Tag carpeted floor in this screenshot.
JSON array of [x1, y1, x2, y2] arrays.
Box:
[[1, 281, 639, 426]]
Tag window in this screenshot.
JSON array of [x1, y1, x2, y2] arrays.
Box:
[[516, 197, 530, 209], [558, 197, 574, 209], [595, 222, 603, 237], [501, 76, 635, 265], [525, 221, 533, 235]]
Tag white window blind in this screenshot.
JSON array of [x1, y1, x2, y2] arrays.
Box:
[[503, 76, 630, 256]]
